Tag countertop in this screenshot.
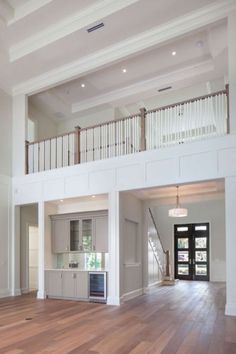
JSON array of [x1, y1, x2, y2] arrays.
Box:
[[45, 268, 108, 272]]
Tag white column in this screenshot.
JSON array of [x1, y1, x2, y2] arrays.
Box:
[[107, 191, 120, 305], [37, 201, 45, 299], [12, 94, 28, 176], [225, 176, 236, 316], [11, 205, 21, 296], [228, 11, 236, 133]]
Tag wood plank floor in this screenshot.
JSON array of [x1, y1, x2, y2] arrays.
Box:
[[0, 282, 236, 354]]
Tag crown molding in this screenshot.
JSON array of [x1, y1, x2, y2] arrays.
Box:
[[9, 0, 139, 62], [8, 0, 53, 25], [71, 59, 214, 113], [12, 1, 235, 96]]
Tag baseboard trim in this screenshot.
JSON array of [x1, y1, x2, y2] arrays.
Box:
[[144, 281, 162, 293], [37, 291, 46, 299], [12, 288, 22, 296], [21, 288, 30, 294], [0, 289, 11, 298], [121, 288, 143, 302], [225, 303, 236, 316]]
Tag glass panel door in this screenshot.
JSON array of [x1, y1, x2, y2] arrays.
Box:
[[81, 219, 93, 252], [70, 220, 80, 251], [174, 225, 192, 280], [174, 223, 209, 281]]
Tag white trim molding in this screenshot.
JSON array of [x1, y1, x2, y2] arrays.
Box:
[[121, 288, 144, 302], [9, 0, 139, 62], [0, 288, 11, 298], [12, 0, 236, 96], [8, 0, 53, 25]]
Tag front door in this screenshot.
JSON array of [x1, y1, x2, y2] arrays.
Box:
[[174, 223, 209, 281]]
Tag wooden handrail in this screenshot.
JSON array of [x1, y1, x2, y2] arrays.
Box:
[[148, 208, 165, 253], [146, 89, 227, 114], [26, 130, 76, 146], [79, 113, 141, 132]]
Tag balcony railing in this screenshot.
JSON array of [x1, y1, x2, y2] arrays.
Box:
[[25, 87, 229, 174]]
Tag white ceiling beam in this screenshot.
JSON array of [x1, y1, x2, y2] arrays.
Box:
[[71, 59, 214, 114], [9, 0, 139, 62], [12, 0, 236, 96], [8, 0, 53, 25]]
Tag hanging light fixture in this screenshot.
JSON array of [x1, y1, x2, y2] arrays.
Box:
[[168, 186, 188, 217]]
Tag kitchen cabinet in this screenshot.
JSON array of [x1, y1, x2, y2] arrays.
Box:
[[62, 271, 76, 298], [45, 270, 62, 297], [52, 219, 70, 253], [75, 272, 88, 299], [45, 270, 89, 300], [51, 211, 108, 254]]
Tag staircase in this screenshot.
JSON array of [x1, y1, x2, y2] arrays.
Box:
[[148, 208, 176, 286]]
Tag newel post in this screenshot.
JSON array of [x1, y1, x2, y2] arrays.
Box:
[[226, 84, 230, 134], [25, 140, 29, 174], [74, 126, 81, 164], [140, 107, 146, 151]]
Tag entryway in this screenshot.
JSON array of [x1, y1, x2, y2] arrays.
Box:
[[174, 223, 209, 281]]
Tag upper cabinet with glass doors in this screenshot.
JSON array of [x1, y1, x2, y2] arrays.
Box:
[[51, 211, 108, 254]]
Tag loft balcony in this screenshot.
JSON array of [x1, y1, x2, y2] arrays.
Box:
[[25, 88, 229, 174]]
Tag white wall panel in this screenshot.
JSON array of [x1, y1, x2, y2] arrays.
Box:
[[180, 151, 217, 180], [146, 158, 179, 185], [218, 147, 236, 176], [116, 164, 145, 189], [64, 174, 89, 196], [89, 169, 116, 193], [42, 179, 64, 201]]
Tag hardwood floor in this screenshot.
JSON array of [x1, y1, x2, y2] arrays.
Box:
[[0, 282, 236, 354]]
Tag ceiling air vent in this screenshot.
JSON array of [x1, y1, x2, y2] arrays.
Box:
[[158, 86, 172, 92], [87, 22, 104, 33]]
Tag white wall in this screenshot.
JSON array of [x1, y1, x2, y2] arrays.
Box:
[[28, 102, 57, 141], [20, 204, 38, 292], [119, 192, 143, 300], [0, 89, 12, 176], [0, 89, 12, 297], [147, 196, 226, 282]]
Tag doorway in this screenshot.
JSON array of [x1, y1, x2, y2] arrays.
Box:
[[174, 223, 209, 281], [28, 225, 39, 291]]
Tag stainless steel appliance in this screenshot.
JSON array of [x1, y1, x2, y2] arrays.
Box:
[[89, 272, 107, 302]]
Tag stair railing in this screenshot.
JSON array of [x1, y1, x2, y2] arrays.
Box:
[[148, 208, 170, 278]]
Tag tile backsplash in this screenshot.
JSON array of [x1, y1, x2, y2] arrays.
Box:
[[57, 252, 108, 269]]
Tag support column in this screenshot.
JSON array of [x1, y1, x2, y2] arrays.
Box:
[[11, 206, 21, 296], [37, 201, 45, 299], [13, 94, 28, 176], [228, 11, 236, 133], [225, 176, 236, 316], [107, 191, 120, 305]]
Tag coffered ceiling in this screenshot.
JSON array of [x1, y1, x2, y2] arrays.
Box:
[[0, 0, 235, 119]]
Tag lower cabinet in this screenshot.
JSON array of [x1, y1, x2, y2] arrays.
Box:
[[45, 270, 88, 300]]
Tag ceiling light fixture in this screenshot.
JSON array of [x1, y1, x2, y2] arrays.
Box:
[[172, 51, 176, 56], [81, 83, 85, 88], [168, 186, 188, 217], [60, 199, 64, 202], [122, 68, 127, 73], [91, 195, 96, 198]]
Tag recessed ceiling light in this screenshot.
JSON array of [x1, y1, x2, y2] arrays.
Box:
[[196, 40, 204, 48], [91, 195, 96, 198], [60, 199, 64, 202], [172, 51, 176, 56], [122, 68, 127, 73], [81, 83, 85, 88]]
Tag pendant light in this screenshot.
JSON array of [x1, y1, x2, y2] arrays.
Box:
[[168, 186, 188, 217]]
